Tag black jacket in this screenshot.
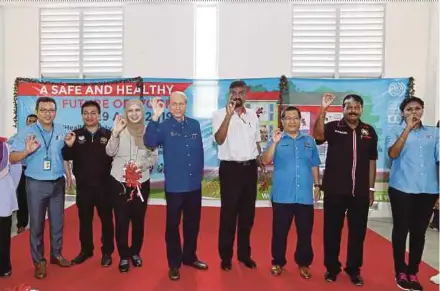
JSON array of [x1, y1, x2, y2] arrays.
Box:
[[62, 126, 113, 188]]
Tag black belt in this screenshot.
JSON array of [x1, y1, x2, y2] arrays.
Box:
[[221, 159, 256, 166], [28, 176, 64, 183]]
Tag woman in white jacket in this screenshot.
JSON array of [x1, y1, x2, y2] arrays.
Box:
[[0, 137, 22, 277], [106, 100, 158, 273]]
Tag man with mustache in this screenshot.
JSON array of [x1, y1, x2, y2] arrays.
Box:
[[313, 94, 378, 286], [212, 80, 264, 271]]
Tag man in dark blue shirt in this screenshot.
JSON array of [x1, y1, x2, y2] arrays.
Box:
[[144, 91, 207, 281]]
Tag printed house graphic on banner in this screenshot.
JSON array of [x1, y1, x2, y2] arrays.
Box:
[[245, 91, 279, 151]]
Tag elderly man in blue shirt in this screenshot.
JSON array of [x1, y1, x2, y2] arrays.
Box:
[[262, 106, 321, 279], [144, 91, 207, 281], [10, 97, 73, 279]]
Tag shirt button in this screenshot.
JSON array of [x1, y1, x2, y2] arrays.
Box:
[[190, 173, 192, 176]]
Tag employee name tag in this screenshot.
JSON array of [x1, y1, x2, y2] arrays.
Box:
[[43, 158, 51, 171]]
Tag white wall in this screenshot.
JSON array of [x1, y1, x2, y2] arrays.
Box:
[[1, 6, 39, 137], [123, 3, 194, 78], [218, 3, 292, 78], [0, 2, 438, 137]]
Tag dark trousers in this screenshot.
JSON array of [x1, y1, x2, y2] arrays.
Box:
[[16, 170, 28, 228], [165, 189, 202, 269], [112, 178, 150, 259], [271, 202, 314, 267], [218, 160, 257, 262], [76, 185, 114, 256], [0, 216, 12, 273], [26, 177, 65, 264], [323, 193, 370, 275], [388, 187, 438, 275]]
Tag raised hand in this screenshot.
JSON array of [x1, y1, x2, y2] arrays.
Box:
[[25, 135, 40, 154], [271, 128, 282, 144], [406, 114, 421, 130], [151, 97, 165, 120], [64, 132, 76, 147], [113, 115, 127, 135], [226, 100, 236, 116], [321, 93, 336, 110]]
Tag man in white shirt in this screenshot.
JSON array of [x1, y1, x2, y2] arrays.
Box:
[[212, 80, 263, 271]]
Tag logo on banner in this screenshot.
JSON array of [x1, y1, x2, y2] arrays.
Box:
[[388, 82, 407, 97]]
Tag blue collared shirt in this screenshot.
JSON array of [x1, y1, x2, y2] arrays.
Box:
[[11, 122, 67, 181], [385, 123, 439, 194], [144, 116, 204, 193], [269, 132, 321, 204]]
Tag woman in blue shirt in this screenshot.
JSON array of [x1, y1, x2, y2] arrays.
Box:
[[0, 138, 22, 277], [385, 97, 439, 291]]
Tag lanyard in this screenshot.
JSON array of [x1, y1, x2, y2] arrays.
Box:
[[36, 125, 54, 158]]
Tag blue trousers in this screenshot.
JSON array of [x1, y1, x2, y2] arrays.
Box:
[[26, 177, 65, 264]]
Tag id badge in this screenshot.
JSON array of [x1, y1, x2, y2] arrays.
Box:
[[43, 158, 51, 171]]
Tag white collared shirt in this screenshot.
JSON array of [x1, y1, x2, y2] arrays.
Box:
[[212, 107, 261, 161]]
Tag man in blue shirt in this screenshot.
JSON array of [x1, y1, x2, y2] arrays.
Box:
[[8, 114, 37, 234], [10, 97, 73, 279], [262, 106, 321, 279], [144, 91, 207, 281]]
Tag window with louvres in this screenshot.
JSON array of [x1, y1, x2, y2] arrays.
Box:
[[291, 3, 385, 78], [39, 7, 124, 78]]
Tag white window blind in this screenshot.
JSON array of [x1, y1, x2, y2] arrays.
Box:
[[291, 3, 385, 78], [40, 7, 124, 78]]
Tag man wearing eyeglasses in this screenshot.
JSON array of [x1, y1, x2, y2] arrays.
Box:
[[212, 80, 264, 271], [61, 100, 114, 268], [9, 97, 73, 279]]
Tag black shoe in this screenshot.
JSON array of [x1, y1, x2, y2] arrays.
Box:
[[71, 252, 93, 265], [325, 271, 338, 282], [395, 273, 412, 291], [168, 268, 180, 281], [408, 274, 423, 291], [221, 261, 232, 271], [346, 272, 364, 286], [183, 260, 208, 270], [0, 270, 11, 277], [131, 255, 142, 267], [239, 258, 257, 269], [101, 254, 112, 267], [119, 259, 129, 273]]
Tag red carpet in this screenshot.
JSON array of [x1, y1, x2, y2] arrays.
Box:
[[0, 205, 437, 291]]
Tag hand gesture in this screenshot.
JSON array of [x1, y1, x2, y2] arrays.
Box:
[[321, 93, 336, 110], [25, 135, 40, 154], [314, 187, 321, 202], [406, 114, 420, 130], [369, 190, 375, 207], [64, 132, 76, 147], [271, 128, 282, 144], [66, 175, 73, 190], [226, 100, 236, 116], [151, 97, 165, 120], [113, 115, 127, 135]]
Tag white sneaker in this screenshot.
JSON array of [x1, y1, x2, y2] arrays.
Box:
[[430, 273, 440, 285]]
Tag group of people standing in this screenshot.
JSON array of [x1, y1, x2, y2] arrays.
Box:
[[0, 80, 438, 291]]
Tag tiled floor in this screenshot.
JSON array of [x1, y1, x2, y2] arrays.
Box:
[[10, 197, 439, 271]]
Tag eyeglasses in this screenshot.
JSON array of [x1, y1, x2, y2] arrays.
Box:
[[39, 109, 56, 114]]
